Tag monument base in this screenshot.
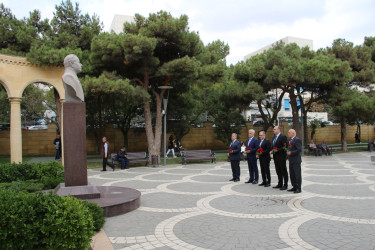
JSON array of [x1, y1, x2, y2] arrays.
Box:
[[55, 184, 141, 217], [55, 183, 101, 199]]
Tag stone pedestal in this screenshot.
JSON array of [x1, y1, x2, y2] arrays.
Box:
[[63, 102, 87, 186], [59, 102, 141, 217]]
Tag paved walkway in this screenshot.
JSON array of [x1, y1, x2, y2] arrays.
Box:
[[86, 152, 375, 249]]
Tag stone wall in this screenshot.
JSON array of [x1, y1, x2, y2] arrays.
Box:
[[0, 122, 374, 155]]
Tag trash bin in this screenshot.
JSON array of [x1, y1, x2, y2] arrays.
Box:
[[151, 155, 158, 167]]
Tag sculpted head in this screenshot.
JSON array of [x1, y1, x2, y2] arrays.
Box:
[[64, 54, 82, 74]]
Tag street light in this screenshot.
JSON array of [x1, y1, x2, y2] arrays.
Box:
[[158, 86, 173, 166]]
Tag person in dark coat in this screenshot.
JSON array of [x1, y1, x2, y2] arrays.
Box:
[[101, 137, 114, 171], [117, 146, 130, 169], [271, 126, 288, 190], [228, 133, 241, 182], [286, 129, 302, 193], [244, 129, 259, 184], [257, 130, 272, 187], [53, 135, 61, 160]]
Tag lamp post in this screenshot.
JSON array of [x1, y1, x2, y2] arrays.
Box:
[[158, 86, 173, 166]]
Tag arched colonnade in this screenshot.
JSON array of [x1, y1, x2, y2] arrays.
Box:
[[0, 54, 65, 163]]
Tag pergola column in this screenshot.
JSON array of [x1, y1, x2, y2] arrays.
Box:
[[9, 97, 22, 163]]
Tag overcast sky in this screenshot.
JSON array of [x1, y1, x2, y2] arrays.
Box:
[[3, 0, 375, 65]]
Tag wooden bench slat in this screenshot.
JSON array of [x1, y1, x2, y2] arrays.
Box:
[[181, 150, 216, 165], [111, 152, 149, 168]]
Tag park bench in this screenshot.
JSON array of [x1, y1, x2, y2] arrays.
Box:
[[181, 149, 216, 165], [111, 152, 149, 169]]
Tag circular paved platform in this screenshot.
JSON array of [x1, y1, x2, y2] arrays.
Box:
[[88, 151, 375, 249]]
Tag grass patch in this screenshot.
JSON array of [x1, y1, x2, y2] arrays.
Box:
[[0, 156, 33, 164]]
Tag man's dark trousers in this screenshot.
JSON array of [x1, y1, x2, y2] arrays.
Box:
[[118, 158, 129, 169], [247, 155, 258, 182], [274, 155, 288, 186], [231, 160, 240, 180]]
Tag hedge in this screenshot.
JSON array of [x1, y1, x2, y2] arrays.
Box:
[[0, 190, 96, 249], [0, 161, 64, 191]]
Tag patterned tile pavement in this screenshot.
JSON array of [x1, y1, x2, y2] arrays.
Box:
[[88, 152, 375, 250]]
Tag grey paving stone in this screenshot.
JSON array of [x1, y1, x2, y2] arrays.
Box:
[[142, 173, 187, 181], [167, 182, 224, 193], [210, 195, 293, 214], [174, 214, 289, 249], [304, 169, 353, 175], [303, 183, 375, 196], [141, 192, 208, 209], [108, 180, 167, 190], [301, 197, 375, 219], [299, 219, 375, 249], [84, 152, 375, 249], [104, 210, 179, 237], [303, 175, 361, 184]]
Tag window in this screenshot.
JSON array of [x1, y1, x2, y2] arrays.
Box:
[[284, 99, 290, 111]]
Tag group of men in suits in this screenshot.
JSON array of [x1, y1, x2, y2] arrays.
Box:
[[228, 126, 302, 194]]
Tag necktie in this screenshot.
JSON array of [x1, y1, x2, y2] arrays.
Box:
[[248, 138, 252, 147], [259, 139, 263, 147], [273, 135, 278, 145]]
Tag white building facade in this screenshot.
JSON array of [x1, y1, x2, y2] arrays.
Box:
[[243, 36, 328, 124]]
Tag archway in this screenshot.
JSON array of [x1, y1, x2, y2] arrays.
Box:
[[0, 54, 65, 163]]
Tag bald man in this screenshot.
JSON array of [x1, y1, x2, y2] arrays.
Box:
[[287, 129, 302, 193], [271, 126, 288, 190]]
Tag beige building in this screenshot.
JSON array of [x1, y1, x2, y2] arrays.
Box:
[[244, 36, 313, 60], [0, 54, 64, 163], [110, 15, 135, 34]]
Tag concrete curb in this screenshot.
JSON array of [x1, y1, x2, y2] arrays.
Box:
[[90, 229, 114, 250]]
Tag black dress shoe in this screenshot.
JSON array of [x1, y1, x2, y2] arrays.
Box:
[[287, 187, 297, 192], [252, 181, 258, 184], [273, 185, 282, 189], [258, 182, 266, 186], [100, 170, 106, 172], [244, 180, 253, 183], [229, 178, 235, 181], [264, 184, 270, 187], [280, 185, 288, 190], [234, 179, 240, 182], [294, 188, 301, 193]]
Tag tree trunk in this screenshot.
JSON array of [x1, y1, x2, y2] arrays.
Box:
[[340, 117, 347, 151], [258, 91, 285, 133], [143, 95, 163, 163], [120, 128, 129, 149], [289, 92, 300, 136], [302, 108, 308, 146]]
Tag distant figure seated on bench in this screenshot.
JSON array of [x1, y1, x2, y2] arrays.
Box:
[[111, 151, 149, 169], [308, 140, 321, 156], [181, 149, 216, 165], [117, 146, 129, 169], [319, 139, 332, 156]]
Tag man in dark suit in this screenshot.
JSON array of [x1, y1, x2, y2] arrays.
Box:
[[271, 126, 288, 190], [228, 133, 241, 182], [244, 129, 259, 184], [286, 129, 302, 193], [257, 130, 272, 187]]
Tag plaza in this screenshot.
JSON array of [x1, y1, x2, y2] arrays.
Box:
[[86, 151, 375, 249]]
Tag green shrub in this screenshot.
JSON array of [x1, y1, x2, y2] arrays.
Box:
[[0, 189, 95, 249], [0, 161, 64, 191], [82, 201, 106, 232], [0, 179, 44, 192]]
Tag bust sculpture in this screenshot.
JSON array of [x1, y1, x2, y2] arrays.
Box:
[[62, 54, 84, 102]]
